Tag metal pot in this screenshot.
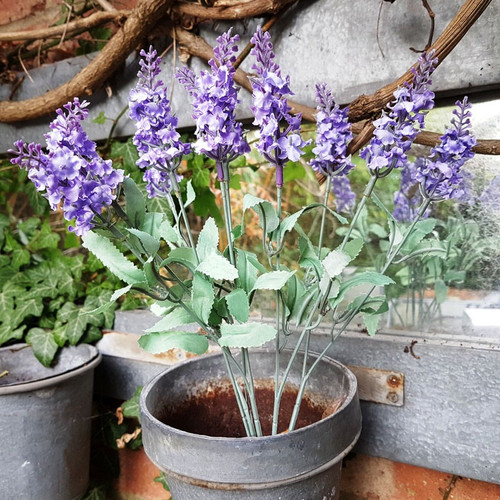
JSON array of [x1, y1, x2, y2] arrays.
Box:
[[141, 349, 361, 500], [0, 343, 101, 500]]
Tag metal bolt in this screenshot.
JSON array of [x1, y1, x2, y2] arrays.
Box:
[[387, 374, 400, 387], [387, 391, 399, 403]]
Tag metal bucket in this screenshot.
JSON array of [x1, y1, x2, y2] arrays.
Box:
[[141, 350, 361, 500], [0, 343, 101, 500]]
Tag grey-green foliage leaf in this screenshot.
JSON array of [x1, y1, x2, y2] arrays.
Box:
[[139, 331, 208, 355], [400, 219, 436, 254], [162, 247, 198, 273], [225, 289, 250, 323], [122, 386, 142, 423], [322, 250, 351, 279], [184, 180, 196, 207], [141, 212, 164, 239], [126, 228, 160, 255], [236, 250, 265, 294], [298, 236, 323, 278], [145, 307, 194, 333], [27, 328, 58, 367], [434, 279, 448, 304], [343, 238, 364, 261], [159, 219, 183, 246], [123, 177, 146, 229], [196, 253, 238, 281], [196, 217, 219, 261], [242, 194, 279, 233], [363, 312, 381, 337], [219, 322, 276, 348], [285, 274, 305, 318], [82, 231, 145, 285], [192, 272, 215, 324], [372, 193, 403, 248], [252, 270, 295, 292]]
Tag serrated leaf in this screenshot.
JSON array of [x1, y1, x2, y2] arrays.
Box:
[[27, 328, 58, 367], [82, 231, 145, 285], [159, 219, 183, 246], [123, 177, 146, 229], [242, 194, 279, 234], [82, 285, 133, 315], [145, 307, 195, 333], [322, 250, 351, 279], [252, 270, 295, 292], [285, 274, 305, 318], [363, 312, 381, 337], [139, 331, 208, 355], [141, 212, 164, 239], [162, 247, 198, 273], [225, 289, 250, 323], [184, 180, 196, 207], [126, 228, 160, 255], [196, 253, 238, 281], [196, 217, 219, 261], [343, 238, 364, 261], [400, 219, 437, 254], [192, 272, 215, 324], [219, 322, 276, 348]]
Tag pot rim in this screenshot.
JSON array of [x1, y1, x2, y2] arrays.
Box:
[[0, 344, 101, 395], [140, 348, 358, 443]]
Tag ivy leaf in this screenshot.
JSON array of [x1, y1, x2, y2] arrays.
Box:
[[11, 298, 44, 328], [196, 217, 219, 261], [11, 249, 30, 270], [196, 253, 238, 281], [191, 272, 215, 324], [64, 310, 89, 345], [139, 331, 208, 355], [145, 307, 195, 333], [252, 270, 295, 292], [219, 322, 276, 348], [0, 293, 14, 316], [0, 324, 25, 346], [242, 194, 279, 234], [92, 111, 107, 125], [26, 328, 58, 367], [82, 231, 145, 285], [110, 139, 139, 171], [225, 289, 250, 323], [82, 284, 134, 315], [122, 386, 142, 423]]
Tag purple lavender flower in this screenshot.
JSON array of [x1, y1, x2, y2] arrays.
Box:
[[176, 29, 249, 181], [130, 47, 190, 197], [415, 97, 476, 201], [360, 51, 437, 172], [10, 98, 124, 236], [392, 159, 428, 222], [332, 175, 356, 213], [311, 83, 353, 178], [250, 26, 310, 187]]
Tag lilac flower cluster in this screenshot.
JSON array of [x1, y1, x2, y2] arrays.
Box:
[[415, 98, 476, 201], [250, 27, 309, 187], [332, 176, 356, 214], [176, 29, 249, 180], [393, 159, 428, 222], [360, 51, 437, 172], [10, 98, 123, 235], [129, 47, 190, 197]]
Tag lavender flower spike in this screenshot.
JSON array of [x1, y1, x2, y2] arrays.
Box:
[[360, 51, 437, 172], [332, 176, 356, 214], [311, 82, 353, 178], [250, 26, 310, 187], [10, 98, 124, 236], [130, 47, 190, 198], [176, 29, 250, 181], [415, 97, 476, 201]]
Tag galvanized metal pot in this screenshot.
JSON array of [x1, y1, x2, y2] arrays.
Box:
[[141, 349, 361, 500], [0, 343, 101, 500]]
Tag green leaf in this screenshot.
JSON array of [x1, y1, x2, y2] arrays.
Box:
[[219, 322, 277, 348], [363, 312, 381, 337], [27, 328, 58, 367], [372, 193, 403, 248], [126, 228, 160, 255], [82, 285, 133, 315], [434, 279, 448, 304], [145, 307, 195, 333], [0, 324, 25, 346], [343, 238, 364, 261], [184, 179, 196, 207], [64, 311, 89, 345], [0, 293, 14, 315], [252, 270, 295, 292], [192, 272, 215, 324], [139, 331, 208, 355], [400, 219, 436, 254], [285, 274, 305, 318], [162, 247, 198, 273], [196, 253, 238, 281], [92, 111, 107, 124], [225, 289, 250, 323], [123, 177, 146, 229], [322, 250, 351, 279], [193, 188, 223, 226], [153, 473, 170, 492], [236, 249, 265, 294], [11, 249, 30, 270], [110, 139, 139, 171], [141, 212, 164, 239], [298, 236, 323, 278], [122, 386, 142, 423], [159, 219, 183, 246], [196, 217, 219, 261], [11, 298, 44, 328], [82, 231, 145, 285], [242, 194, 279, 233]]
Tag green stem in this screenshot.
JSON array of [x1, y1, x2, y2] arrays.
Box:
[[317, 175, 332, 259], [242, 348, 262, 436], [219, 161, 236, 266]]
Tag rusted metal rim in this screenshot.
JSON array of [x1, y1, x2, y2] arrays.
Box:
[[0, 345, 101, 395]]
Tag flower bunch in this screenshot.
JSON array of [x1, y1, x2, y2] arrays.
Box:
[[250, 26, 310, 187], [176, 29, 249, 181], [10, 98, 123, 235], [129, 47, 190, 197], [360, 51, 437, 172], [392, 159, 426, 222], [415, 97, 476, 201]]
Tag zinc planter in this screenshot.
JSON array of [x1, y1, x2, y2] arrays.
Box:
[[0, 343, 101, 500], [141, 350, 361, 500]]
